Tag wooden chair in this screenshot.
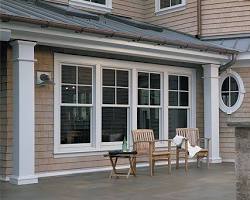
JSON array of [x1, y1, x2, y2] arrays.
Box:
[[131, 129, 172, 176], [175, 128, 210, 173]]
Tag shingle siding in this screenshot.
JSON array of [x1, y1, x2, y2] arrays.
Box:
[[202, 0, 250, 36], [1, 46, 205, 177], [144, 0, 198, 36], [112, 0, 145, 21], [0, 44, 13, 179]]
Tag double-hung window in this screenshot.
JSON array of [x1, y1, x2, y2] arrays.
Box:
[[168, 75, 189, 139], [60, 65, 93, 145], [69, 0, 112, 13], [102, 69, 130, 143], [155, 0, 186, 15], [137, 72, 161, 139]]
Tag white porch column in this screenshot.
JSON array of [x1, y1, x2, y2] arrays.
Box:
[[203, 64, 222, 163], [10, 40, 38, 185]]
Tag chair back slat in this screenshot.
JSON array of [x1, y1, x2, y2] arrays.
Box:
[[176, 128, 199, 146], [132, 129, 155, 155]]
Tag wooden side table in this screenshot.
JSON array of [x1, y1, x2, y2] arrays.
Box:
[[104, 151, 137, 179]]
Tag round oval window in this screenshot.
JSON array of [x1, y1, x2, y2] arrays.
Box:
[[221, 76, 239, 107], [219, 70, 245, 114]]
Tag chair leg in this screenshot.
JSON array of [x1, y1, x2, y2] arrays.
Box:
[[152, 160, 155, 176], [185, 151, 188, 173], [168, 156, 171, 174], [207, 156, 209, 169], [134, 157, 137, 175], [176, 148, 179, 169], [197, 157, 199, 168], [150, 158, 153, 176]]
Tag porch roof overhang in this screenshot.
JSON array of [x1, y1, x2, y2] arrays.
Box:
[[0, 0, 237, 65]]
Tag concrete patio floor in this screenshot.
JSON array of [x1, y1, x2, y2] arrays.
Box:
[[0, 163, 235, 200]]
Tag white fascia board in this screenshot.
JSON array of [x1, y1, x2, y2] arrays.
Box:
[[1, 22, 230, 65], [0, 29, 11, 41]]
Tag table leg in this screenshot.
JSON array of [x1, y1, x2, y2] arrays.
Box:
[[109, 156, 118, 179], [129, 156, 136, 177]]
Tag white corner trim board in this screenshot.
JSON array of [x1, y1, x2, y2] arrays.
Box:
[[203, 64, 221, 163], [10, 40, 38, 185]]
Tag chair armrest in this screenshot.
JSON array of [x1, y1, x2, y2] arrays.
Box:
[[198, 138, 210, 141], [197, 138, 210, 149]]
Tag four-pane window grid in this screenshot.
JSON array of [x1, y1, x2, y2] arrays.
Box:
[[102, 69, 129, 143], [60, 65, 93, 144], [221, 76, 239, 107], [137, 72, 161, 139], [160, 0, 182, 9]]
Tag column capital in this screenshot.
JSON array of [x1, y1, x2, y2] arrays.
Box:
[[10, 40, 37, 47], [202, 63, 220, 69]]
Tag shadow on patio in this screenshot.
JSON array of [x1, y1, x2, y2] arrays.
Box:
[[0, 163, 235, 200]]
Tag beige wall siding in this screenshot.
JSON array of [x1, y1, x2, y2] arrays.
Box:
[[43, 0, 145, 21], [196, 68, 204, 138], [33, 48, 205, 173], [34, 47, 114, 173], [112, 0, 145, 21], [144, 0, 198, 35], [2, 46, 205, 177], [202, 0, 250, 36], [0, 43, 8, 179], [219, 67, 250, 161], [0, 46, 13, 178]]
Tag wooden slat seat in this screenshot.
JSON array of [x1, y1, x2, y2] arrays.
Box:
[[152, 151, 171, 156], [132, 129, 172, 176]]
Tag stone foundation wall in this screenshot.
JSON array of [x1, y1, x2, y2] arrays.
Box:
[[234, 126, 250, 200]]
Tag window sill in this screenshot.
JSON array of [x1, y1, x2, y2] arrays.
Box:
[[54, 143, 124, 157], [155, 4, 186, 16], [69, 0, 112, 13]]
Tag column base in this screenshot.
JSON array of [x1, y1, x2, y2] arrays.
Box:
[[209, 157, 222, 163], [10, 175, 38, 185]]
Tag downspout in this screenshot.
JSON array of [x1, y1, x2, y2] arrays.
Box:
[[197, 0, 202, 38], [219, 53, 238, 74]]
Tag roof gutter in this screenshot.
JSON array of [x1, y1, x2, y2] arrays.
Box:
[[219, 53, 238, 73], [0, 13, 237, 55]]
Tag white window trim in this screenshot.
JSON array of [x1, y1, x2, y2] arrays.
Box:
[[69, 0, 112, 13], [137, 71, 163, 139], [219, 69, 245, 114], [168, 74, 192, 139], [155, 0, 186, 16], [54, 53, 196, 156], [101, 67, 131, 150]]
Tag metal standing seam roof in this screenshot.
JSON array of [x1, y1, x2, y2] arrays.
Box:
[[0, 0, 237, 54], [208, 37, 250, 53]]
